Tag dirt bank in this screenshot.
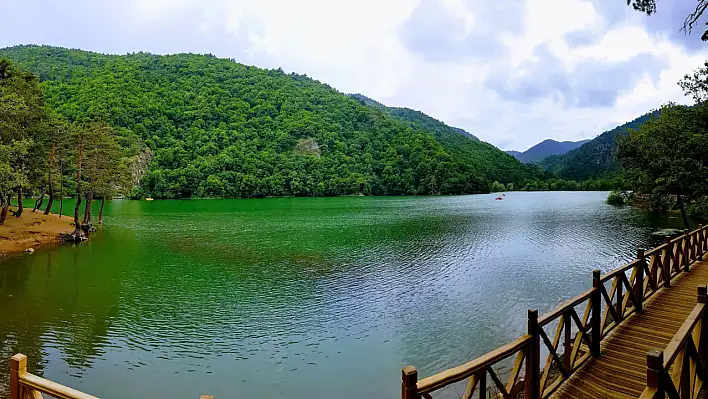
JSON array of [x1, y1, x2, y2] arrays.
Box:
[[0, 208, 74, 256]]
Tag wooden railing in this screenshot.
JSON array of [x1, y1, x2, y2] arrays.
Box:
[[639, 286, 708, 399], [10, 354, 99, 399], [402, 224, 708, 399], [9, 354, 213, 399]]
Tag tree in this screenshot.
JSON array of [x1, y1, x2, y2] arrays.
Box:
[[617, 103, 708, 229], [41, 119, 69, 215], [627, 0, 708, 40], [0, 58, 48, 219]]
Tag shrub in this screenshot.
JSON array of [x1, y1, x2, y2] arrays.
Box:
[[606, 190, 625, 205]]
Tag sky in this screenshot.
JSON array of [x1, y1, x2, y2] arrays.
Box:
[[1, 0, 706, 151]]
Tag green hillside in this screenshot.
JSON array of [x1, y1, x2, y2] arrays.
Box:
[[0, 45, 539, 198], [539, 111, 659, 181]]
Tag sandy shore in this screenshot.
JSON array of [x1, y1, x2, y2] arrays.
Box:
[[0, 208, 75, 256]]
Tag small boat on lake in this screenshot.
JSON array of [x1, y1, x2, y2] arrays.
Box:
[[495, 197, 503, 200], [145, 197, 154, 201]]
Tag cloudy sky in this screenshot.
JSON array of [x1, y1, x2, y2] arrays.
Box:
[[1, 0, 706, 151]]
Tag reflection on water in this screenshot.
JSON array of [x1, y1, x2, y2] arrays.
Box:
[[0, 192, 688, 398]]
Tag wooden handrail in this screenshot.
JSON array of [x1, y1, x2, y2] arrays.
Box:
[[20, 373, 100, 399], [600, 259, 642, 282], [537, 288, 594, 327], [10, 353, 211, 399], [662, 302, 705, 367], [416, 334, 531, 394], [644, 244, 666, 258]]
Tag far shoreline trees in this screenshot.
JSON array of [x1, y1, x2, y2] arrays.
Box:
[[0, 58, 131, 239]]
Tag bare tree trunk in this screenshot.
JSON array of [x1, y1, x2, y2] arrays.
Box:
[[72, 136, 84, 237], [44, 143, 55, 215], [0, 192, 8, 225], [83, 191, 93, 225], [14, 187, 23, 217], [98, 197, 106, 225], [33, 188, 45, 212], [58, 161, 64, 217], [44, 193, 54, 215], [677, 194, 692, 230]]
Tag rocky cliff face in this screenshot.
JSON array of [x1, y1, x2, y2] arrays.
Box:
[[129, 147, 154, 187]]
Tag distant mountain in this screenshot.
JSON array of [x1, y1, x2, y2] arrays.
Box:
[[539, 111, 660, 180], [507, 139, 591, 163], [505, 150, 523, 158], [350, 94, 480, 141]]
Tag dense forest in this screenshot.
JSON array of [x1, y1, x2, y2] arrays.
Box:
[[539, 112, 659, 180], [0, 45, 544, 198]]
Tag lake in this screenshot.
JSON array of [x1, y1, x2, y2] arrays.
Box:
[[0, 192, 688, 398]]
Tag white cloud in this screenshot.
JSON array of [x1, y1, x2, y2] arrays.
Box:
[[0, 0, 706, 151]]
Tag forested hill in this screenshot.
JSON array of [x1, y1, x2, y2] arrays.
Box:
[[539, 111, 659, 181], [0, 45, 539, 198], [350, 94, 480, 141]]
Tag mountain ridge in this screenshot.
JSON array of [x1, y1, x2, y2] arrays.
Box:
[[506, 138, 591, 163], [539, 111, 660, 180]]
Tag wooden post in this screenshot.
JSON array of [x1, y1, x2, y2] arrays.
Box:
[[592, 270, 601, 356], [636, 249, 645, 312], [402, 365, 418, 399], [683, 229, 691, 270], [646, 350, 664, 397], [699, 224, 704, 260], [664, 237, 672, 288], [616, 274, 623, 321], [525, 309, 540, 399], [10, 354, 27, 399], [563, 311, 571, 373], [477, 370, 486, 399], [699, 286, 708, 381]]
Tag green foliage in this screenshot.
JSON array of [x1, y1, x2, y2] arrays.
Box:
[[490, 181, 506, 192], [0, 45, 542, 199], [687, 198, 708, 220], [519, 177, 619, 192], [617, 103, 708, 198], [539, 112, 659, 180], [606, 190, 625, 205]]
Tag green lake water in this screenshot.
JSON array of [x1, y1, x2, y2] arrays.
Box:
[[0, 192, 688, 398]]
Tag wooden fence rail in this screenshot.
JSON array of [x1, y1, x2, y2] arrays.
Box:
[[402, 224, 708, 399], [9, 354, 212, 399]]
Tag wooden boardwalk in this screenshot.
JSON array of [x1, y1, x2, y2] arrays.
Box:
[[553, 259, 708, 398], [403, 225, 708, 399]]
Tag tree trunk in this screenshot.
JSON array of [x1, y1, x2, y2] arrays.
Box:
[[677, 194, 692, 230], [0, 192, 8, 225], [83, 191, 93, 225], [44, 143, 55, 215], [44, 193, 54, 216], [44, 194, 54, 216], [98, 197, 106, 225], [33, 188, 45, 212], [72, 136, 84, 237], [14, 188, 23, 217], [58, 161, 64, 217], [73, 192, 83, 236]]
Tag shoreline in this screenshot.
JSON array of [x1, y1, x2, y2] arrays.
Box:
[[0, 208, 75, 257]]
